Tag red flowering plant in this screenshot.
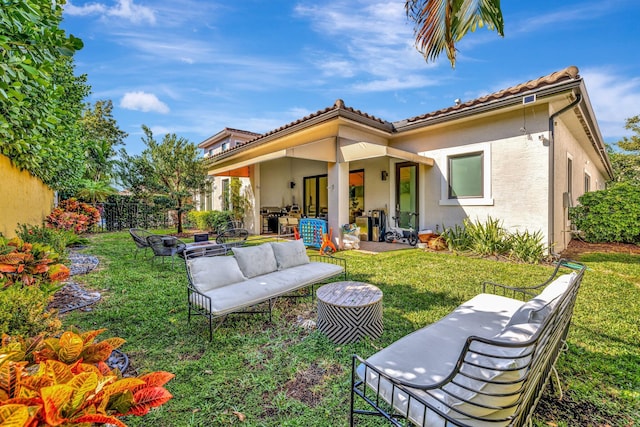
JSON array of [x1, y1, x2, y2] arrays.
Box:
[[46, 198, 101, 234], [0, 237, 70, 293], [0, 328, 174, 426]]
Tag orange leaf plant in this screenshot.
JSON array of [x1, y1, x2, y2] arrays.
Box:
[[0, 329, 174, 426], [0, 237, 70, 290]]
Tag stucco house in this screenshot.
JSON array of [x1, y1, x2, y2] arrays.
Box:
[[201, 66, 613, 253], [195, 128, 260, 211]]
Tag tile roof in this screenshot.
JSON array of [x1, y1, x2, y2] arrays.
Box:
[[403, 65, 580, 124], [208, 66, 581, 160]]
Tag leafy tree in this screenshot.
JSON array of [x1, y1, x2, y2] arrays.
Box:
[[71, 100, 128, 202], [405, 0, 504, 67], [608, 115, 640, 185], [79, 100, 128, 182], [0, 0, 87, 189], [122, 126, 206, 233]]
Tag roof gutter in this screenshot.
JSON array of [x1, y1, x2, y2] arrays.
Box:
[[548, 92, 582, 254]]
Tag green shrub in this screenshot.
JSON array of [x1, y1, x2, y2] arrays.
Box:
[[15, 223, 87, 254], [508, 230, 548, 264], [441, 223, 471, 252], [570, 183, 640, 244], [187, 210, 233, 232], [442, 217, 548, 264], [0, 284, 61, 337], [464, 216, 511, 257]]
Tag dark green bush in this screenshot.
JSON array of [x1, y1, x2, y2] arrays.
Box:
[[570, 183, 640, 243]]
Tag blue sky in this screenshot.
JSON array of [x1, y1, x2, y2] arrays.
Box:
[[61, 0, 640, 155]]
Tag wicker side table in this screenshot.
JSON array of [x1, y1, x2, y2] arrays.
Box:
[[316, 281, 383, 344]]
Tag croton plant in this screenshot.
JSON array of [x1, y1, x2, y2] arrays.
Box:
[[46, 198, 101, 235], [0, 328, 174, 426], [0, 237, 70, 290]]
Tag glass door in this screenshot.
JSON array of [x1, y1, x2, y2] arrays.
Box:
[[395, 163, 418, 228], [303, 175, 328, 218]]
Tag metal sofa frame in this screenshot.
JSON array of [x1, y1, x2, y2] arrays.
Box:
[[350, 259, 586, 427]]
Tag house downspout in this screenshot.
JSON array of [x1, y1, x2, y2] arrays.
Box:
[[548, 92, 582, 255]]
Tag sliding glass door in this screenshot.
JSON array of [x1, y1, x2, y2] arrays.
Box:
[[303, 175, 328, 218], [395, 163, 418, 228]]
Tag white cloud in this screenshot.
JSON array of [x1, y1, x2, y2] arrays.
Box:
[[581, 68, 640, 140], [120, 91, 170, 113], [65, 0, 155, 25]]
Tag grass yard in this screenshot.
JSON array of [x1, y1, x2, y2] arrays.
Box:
[[61, 231, 640, 426]]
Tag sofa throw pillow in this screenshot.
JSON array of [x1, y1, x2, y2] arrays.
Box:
[[232, 243, 278, 278], [270, 239, 310, 270], [187, 256, 246, 293], [506, 298, 548, 326]]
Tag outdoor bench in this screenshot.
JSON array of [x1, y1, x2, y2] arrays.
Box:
[[351, 259, 586, 427], [184, 239, 346, 340]]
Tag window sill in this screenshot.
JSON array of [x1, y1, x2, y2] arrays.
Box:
[[439, 198, 494, 206]]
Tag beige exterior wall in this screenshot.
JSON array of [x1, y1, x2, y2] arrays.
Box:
[[0, 154, 55, 238], [552, 116, 609, 251], [391, 107, 552, 240]]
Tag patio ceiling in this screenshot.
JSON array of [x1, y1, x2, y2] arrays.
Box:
[[339, 141, 434, 166], [209, 138, 434, 177]]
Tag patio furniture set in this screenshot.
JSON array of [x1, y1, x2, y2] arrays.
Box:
[[129, 228, 586, 426]]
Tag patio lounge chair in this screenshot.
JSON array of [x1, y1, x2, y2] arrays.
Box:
[[129, 228, 154, 258], [215, 228, 249, 250], [147, 234, 187, 269]]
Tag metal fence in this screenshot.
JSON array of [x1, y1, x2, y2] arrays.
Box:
[[92, 202, 172, 232]]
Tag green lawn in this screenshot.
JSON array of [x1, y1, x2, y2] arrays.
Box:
[[62, 232, 640, 426]]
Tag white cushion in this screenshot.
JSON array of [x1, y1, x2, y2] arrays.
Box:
[[537, 272, 576, 303], [270, 239, 310, 270], [231, 244, 278, 278], [507, 272, 577, 326], [445, 323, 538, 418], [187, 256, 246, 292]]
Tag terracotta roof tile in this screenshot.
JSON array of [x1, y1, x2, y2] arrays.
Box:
[[210, 99, 390, 159], [404, 66, 580, 124]]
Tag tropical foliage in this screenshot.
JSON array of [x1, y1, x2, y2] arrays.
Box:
[[0, 237, 69, 290], [187, 210, 234, 232], [0, 329, 174, 426], [405, 0, 504, 67], [0, 1, 89, 190], [46, 198, 101, 235], [117, 126, 206, 233], [570, 182, 640, 244], [441, 216, 549, 263]]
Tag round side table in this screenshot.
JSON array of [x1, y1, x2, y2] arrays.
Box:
[[316, 281, 383, 344]]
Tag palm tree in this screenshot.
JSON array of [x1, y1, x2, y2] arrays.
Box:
[[405, 0, 504, 67]]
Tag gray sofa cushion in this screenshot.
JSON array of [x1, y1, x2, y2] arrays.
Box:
[[270, 239, 310, 270], [232, 243, 278, 278], [187, 256, 246, 293], [195, 261, 344, 316]]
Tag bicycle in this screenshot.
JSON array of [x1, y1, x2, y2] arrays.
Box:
[[384, 212, 419, 246]]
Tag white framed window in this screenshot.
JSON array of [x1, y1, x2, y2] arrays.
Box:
[[440, 143, 493, 206], [221, 142, 230, 151], [584, 171, 591, 193]]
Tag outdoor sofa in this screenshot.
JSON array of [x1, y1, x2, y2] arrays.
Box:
[[184, 239, 346, 340], [351, 259, 586, 427]]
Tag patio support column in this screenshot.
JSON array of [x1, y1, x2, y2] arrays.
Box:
[[327, 161, 349, 248], [250, 163, 261, 235]]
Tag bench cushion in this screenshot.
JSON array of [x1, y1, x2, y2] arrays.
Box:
[[194, 261, 344, 316], [187, 256, 246, 292], [270, 239, 310, 270], [358, 293, 526, 426], [232, 244, 278, 278], [507, 272, 577, 326]]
